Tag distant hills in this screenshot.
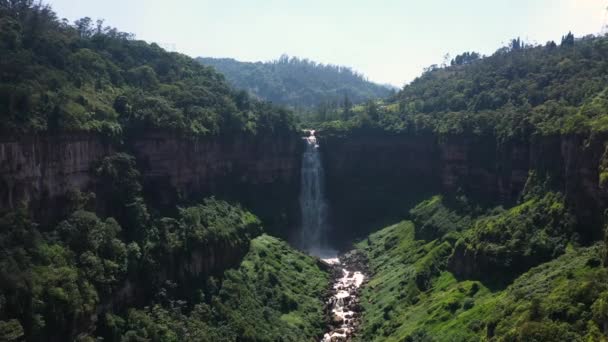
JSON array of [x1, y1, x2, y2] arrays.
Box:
[[197, 55, 394, 109]]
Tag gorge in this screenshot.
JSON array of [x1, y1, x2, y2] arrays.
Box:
[[3, 2, 608, 340]]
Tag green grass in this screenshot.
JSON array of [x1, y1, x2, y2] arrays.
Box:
[[355, 219, 608, 341], [355, 221, 494, 341]]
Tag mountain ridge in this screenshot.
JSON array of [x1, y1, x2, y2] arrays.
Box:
[[197, 55, 394, 110]]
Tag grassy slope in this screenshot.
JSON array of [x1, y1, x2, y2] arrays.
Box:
[[120, 234, 330, 341], [356, 221, 608, 341], [220, 234, 330, 340]]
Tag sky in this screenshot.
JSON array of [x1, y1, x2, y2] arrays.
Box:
[[47, 0, 606, 87]]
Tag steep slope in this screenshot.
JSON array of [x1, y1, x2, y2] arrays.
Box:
[[355, 212, 608, 341], [313, 34, 608, 340], [115, 234, 329, 341], [198, 55, 393, 109], [322, 34, 608, 137], [0, 197, 329, 341]]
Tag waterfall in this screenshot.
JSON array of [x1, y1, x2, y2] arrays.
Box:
[[299, 130, 332, 256], [299, 131, 366, 340]]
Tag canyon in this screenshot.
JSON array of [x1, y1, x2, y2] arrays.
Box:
[[2, 130, 608, 246]]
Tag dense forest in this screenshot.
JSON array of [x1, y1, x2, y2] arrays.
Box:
[[198, 56, 393, 121], [319, 34, 608, 139], [0, 1, 296, 137]]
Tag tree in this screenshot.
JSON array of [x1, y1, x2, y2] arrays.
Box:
[[561, 31, 575, 46], [74, 17, 93, 38], [341, 93, 352, 120], [365, 100, 379, 121], [0, 319, 25, 341], [510, 37, 523, 50], [451, 52, 481, 66]]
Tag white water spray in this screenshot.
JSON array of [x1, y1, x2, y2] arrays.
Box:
[[299, 130, 332, 255]]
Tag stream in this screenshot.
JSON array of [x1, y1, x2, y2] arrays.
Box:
[[321, 251, 368, 342]]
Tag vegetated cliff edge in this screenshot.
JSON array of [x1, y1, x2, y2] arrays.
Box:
[[0, 131, 304, 237], [319, 129, 608, 245]]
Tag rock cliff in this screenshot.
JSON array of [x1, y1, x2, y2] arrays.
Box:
[[0, 134, 112, 221], [0, 131, 303, 236], [320, 131, 608, 243], [129, 131, 303, 236]]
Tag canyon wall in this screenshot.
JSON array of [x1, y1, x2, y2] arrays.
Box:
[[0, 134, 113, 221], [0, 132, 303, 237], [3, 129, 607, 246], [320, 131, 608, 243], [129, 130, 303, 236]]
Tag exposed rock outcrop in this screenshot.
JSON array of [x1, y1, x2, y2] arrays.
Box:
[[129, 131, 303, 236], [0, 131, 303, 236], [320, 131, 608, 243], [0, 133, 112, 221]]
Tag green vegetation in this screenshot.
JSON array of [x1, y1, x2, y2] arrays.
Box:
[[118, 235, 328, 341], [4, 1, 608, 341], [198, 55, 394, 121], [0, 148, 328, 341], [0, 197, 260, 341], [409, 195, 484, 242], [0, 1, 296, 136], [0, 196, 327, 341], [356, 215, 608, 341], [0, 3, 331, 341], [452, 192, 577, 282], [319, 34, 608, 139]]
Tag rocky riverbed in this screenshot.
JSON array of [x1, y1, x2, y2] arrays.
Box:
[[321, 250, 369, 342]]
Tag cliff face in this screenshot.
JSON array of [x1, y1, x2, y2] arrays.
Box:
[[1, 131, 303, 311], [320, 131, 608, 243], [0, 134, 112, 221], [320, 133, 440, 244], [0, 132, 303, 237], [129, 131, 303, 236], [3, 130, 606, 247]]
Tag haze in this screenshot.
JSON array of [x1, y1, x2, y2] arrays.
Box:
[[47, 0, 606, 87]]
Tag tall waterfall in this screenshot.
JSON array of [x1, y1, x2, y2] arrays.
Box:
[[299, 130, 332, 256]]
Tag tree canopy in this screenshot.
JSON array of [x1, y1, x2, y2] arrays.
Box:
[[0, 0, 297, 136], [198, 55, 394, 111], [320, 34, 608, 140]]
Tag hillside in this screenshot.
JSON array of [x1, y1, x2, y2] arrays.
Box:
[[0, 2, 296, 137], [320, 34, 608, 138], [198, 55, 393, 110], [356, 218, 608, 341]]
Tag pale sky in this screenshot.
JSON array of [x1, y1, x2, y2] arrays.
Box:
[[47, 0, 606, 87]]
